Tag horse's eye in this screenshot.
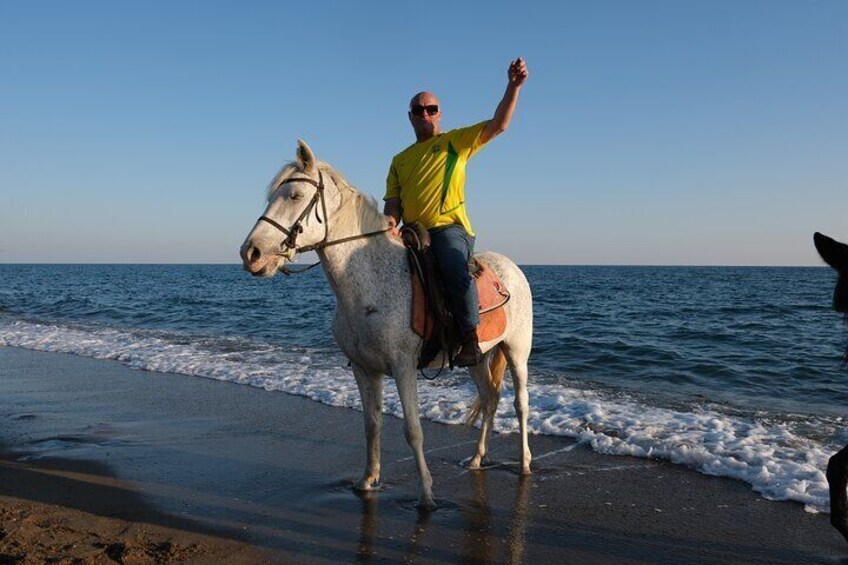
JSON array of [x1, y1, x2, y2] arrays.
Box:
[[290, 192, 304, 201]]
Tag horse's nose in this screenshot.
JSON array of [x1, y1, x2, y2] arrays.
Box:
[[240, 241, 262, 268]]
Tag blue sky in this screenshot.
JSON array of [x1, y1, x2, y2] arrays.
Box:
[[1, 1, 845, 265]]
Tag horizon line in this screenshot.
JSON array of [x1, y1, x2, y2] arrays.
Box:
[[0, 261, 828, 268]]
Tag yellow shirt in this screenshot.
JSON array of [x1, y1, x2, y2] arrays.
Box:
[[384, 120, 488, 236]]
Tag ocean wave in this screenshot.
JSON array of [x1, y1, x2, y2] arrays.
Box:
[[0, 317, 837, 512]]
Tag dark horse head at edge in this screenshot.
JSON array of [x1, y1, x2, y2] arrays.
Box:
[[814, 232, 848, 314], [814, 231, 848, 544]]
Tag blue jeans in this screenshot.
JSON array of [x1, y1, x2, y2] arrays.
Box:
[[428, 225, 479, 333]]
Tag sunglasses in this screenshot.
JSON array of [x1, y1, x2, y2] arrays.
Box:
[[410, 104, 439, 117]]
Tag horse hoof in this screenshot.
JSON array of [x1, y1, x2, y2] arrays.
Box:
[[353, 478, 381, 492], [520, 466, 532, 476], [418, 499, 438, 512], [466, 456, 483, 470]]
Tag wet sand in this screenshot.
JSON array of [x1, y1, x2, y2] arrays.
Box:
[[0, 346, 844, 563]]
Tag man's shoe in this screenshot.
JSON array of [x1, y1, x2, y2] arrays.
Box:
[[455, 331, 482, 367]]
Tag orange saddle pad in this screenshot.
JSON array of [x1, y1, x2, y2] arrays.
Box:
[[411, 260, 509, 341]]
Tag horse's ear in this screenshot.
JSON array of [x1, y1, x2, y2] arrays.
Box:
[[814, 232, 848, 271], [296, 139, 317, 173]]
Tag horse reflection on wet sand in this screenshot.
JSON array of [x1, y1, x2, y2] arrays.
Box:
[[813, 231, 848, 544]]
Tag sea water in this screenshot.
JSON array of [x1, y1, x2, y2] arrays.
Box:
[[1, 264, 846, 511]]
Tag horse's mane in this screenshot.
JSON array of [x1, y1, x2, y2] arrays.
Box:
[[266, 160, 388, 235]]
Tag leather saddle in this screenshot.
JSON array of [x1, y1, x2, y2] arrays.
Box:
[[401, 224, 510, 369]]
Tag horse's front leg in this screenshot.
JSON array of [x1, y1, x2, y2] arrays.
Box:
[[394, 368, 435, 510], [352, 364, 383, 492], [827, 444, 848, 543]]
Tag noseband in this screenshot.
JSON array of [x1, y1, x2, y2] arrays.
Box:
[[253, 169, 390, 274]]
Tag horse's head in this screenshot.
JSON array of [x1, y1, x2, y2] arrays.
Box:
[[814, 232, 848, 314], [240, 140, 344, 277]]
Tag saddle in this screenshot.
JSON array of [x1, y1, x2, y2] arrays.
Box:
[[401, 224, 510, 369]]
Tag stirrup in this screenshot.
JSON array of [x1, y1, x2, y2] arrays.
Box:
[[454, 342, 482, 367]]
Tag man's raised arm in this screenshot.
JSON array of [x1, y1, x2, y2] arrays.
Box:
[[480, 58, 529, 145]]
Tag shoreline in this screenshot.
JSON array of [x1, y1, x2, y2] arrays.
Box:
[[0, 346, 844, 563], [0, 452, 267, 563]]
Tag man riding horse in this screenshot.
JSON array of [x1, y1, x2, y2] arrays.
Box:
[[383, 58, 529, 367]]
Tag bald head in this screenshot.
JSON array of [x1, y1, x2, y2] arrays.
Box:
[[409, 91, 440, 109], [408, 91, 442, 142]]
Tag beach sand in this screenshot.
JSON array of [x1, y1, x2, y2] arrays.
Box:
[[0, 346, 844, 564]]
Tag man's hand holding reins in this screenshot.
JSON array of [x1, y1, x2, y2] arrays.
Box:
[[386, 216, 400, 237], [384, 197, 402, 237]]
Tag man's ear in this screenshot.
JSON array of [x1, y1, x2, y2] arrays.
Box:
[[296, 139, 317, 173]]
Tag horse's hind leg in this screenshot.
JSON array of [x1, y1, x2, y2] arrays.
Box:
[[467, 347, 507, 469], [827, 444, 848, 543], [504, 342, 532, 475], [467, 356, 495, 469], [352, 364, 383, 492]]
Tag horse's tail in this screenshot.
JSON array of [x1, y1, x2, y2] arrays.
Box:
[[465, 344, 507, 426]]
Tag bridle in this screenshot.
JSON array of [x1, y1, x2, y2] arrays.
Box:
[[257, 170, 329, 255], [253, 169, 390, 274]]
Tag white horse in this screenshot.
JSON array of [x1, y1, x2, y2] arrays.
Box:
[[240, 140, 533, 509]]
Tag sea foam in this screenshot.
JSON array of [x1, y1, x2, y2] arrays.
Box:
[[0, 318, 835, 512]]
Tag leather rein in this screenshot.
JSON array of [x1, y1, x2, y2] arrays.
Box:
[[254, 170, 390, 275]]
